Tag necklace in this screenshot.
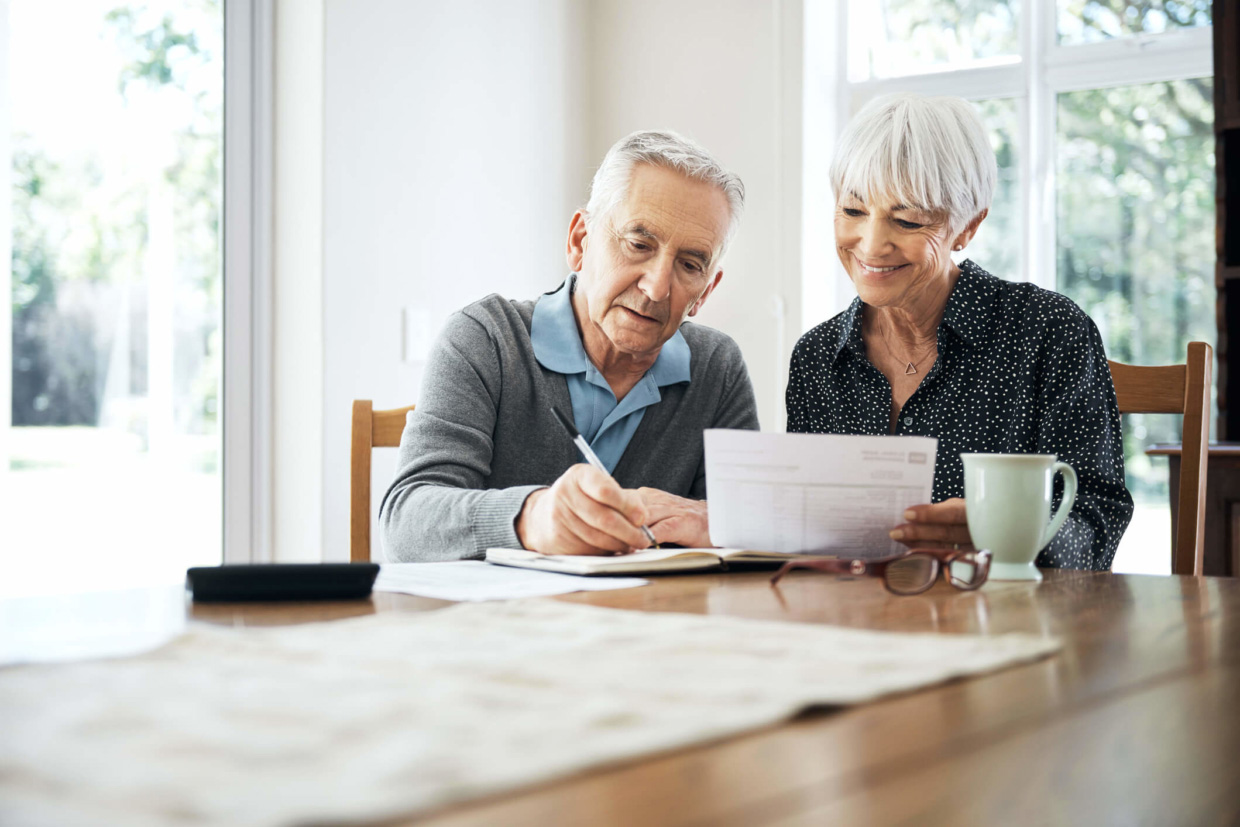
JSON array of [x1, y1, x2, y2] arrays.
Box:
[[900, 355, 930, 375], [864, 307, 939, 377], [878, 333, 936, 376]]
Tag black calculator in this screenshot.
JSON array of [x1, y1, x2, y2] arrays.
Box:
[[186, 563, 380, 602]]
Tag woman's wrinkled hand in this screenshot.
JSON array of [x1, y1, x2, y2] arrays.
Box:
[[888, 497, 975, 550]]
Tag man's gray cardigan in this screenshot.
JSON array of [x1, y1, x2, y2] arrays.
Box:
[[378, 285, 760, 562]]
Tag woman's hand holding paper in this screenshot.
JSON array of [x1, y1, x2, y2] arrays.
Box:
[[888, 498, 976, 551]]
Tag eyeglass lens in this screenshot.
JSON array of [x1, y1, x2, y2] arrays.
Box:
[[884, 555, 938, 595], [947, 557, 985, 589]]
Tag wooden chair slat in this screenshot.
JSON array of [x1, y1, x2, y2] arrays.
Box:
[[373, 408, 413, 447], [1108, 363, 1188, 414], [349, 401, 417, 562]]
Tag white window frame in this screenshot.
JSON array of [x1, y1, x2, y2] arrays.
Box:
[[0, 1, 11, 478], [812, 1, 1212, 314], [223, 0, 274, 563], [0, 1, 268, 565]]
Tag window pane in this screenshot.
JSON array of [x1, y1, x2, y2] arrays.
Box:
[[1056, 78, 1214, 573], [6, 0, 223, 596], [1057, 1, 1212, 46], [962, 98, 1022, 282], [847, 0, 1020, 82]]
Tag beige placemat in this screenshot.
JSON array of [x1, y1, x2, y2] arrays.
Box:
[[0, 599, 1059, 826]]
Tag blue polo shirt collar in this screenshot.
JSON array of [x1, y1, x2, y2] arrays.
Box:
[[531, 276, 691, 453], [531, 275, 691, 391]]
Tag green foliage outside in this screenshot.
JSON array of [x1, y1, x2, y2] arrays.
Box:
[[11, 0, 221, 431], [1057, 0, 1212, 43], [12, 145, 98, 424], [968, 98, 1020, 281], [1058, 79, 1214, 500]]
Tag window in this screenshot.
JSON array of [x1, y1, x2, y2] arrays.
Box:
[[4, 0, 224, 595], [816, 1, 1213, 573]]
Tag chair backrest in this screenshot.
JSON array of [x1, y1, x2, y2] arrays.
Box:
[[1107, 341, 1212, 576], [350, 400, 416, 562]]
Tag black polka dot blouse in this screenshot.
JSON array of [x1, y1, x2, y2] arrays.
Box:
[[786, 260, 1134, 571]]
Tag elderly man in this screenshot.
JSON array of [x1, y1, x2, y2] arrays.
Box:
[[380, 131, 759, 561]]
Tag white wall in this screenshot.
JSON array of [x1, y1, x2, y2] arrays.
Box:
[[273, 0, 324, 562], [320, 0, 590, 561], [802, 0, 853, 331]]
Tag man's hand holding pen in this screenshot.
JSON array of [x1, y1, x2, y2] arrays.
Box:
[[515, 464, 652, 555], [519, 406, 713, 555]]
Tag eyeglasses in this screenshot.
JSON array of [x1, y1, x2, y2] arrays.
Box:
[[770, 548, 992, 595]]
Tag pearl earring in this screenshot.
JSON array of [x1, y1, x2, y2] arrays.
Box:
[[953, 245, 962, 251]]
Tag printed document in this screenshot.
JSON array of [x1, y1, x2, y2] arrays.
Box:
[[705, 430, 938, 558]]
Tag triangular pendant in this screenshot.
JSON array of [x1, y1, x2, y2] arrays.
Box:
[[904, 362, 918, 375]]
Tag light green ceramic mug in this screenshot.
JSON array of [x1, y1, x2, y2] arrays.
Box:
[[961, 453, 1078, 582]]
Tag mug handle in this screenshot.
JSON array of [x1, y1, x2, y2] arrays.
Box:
[[1040, 461, 1078, 548]]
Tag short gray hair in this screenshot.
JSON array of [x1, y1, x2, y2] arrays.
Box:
[[584, 130, 745, 260], [830, 93, 996, 232]]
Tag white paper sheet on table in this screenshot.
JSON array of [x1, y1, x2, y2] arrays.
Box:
[[705, 429, 938, 558], [373, 561, 647, 601]]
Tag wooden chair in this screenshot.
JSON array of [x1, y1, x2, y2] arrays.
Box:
[[1108, 342, 1212, 576], [350, 400, 416, 562]]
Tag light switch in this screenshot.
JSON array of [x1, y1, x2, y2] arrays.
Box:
[[401, 307, 434, 364]]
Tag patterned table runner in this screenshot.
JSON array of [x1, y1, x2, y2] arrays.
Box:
[[0, 599, 1059, 826]]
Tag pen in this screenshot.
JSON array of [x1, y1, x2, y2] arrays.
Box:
[[550, 406, 660, 549]]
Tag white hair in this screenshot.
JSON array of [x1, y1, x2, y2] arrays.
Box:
[[830, 94, 997, 232], [584, 130, 745, 260]]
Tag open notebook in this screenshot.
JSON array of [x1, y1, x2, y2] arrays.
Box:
[[485, 547, 812, 576]]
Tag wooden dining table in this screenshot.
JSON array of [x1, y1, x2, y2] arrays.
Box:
[[7, 567, 1240, 825]]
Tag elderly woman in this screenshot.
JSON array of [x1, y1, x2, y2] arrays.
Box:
[[787, 93, 1133, 570]]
